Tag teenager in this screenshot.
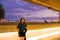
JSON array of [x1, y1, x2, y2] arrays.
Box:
[[17, 18, 27, 40]]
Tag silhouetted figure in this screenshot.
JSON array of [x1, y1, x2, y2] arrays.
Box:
[[17, 18, 27, 40]]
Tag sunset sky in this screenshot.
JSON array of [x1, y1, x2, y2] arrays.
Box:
[[1, 0, 59, 21]]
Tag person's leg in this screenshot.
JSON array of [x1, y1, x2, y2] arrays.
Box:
[[24, 33, 26, 40], [20, 37, 25, 40], [24, 36, 26, 40]]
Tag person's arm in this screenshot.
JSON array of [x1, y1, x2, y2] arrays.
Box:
[[16, 26, 18, 29], [24, 24, 27, 33], [16, 23, 19, 29]]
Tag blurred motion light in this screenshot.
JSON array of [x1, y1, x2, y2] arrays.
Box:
[[24, 0, 60, 12]]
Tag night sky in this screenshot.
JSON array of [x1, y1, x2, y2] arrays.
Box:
[[1, 0, 59, 21]]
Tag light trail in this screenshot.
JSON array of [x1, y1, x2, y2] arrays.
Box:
[[27, 31, 60, 40], [32, 0, 60, 12], [0, 27, 60, 40]]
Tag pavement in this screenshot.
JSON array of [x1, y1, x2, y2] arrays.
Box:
[[0, 27, 60, 40]]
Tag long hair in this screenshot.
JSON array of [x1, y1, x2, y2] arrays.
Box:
[[19, 18, 26, 24]]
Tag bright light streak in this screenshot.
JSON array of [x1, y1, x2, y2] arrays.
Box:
[[32, 0, 60, 12], [0, 27, 60, 40], [27, 31, 60, 40]]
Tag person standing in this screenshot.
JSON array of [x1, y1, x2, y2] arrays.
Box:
[[17, 18, 27, 40]]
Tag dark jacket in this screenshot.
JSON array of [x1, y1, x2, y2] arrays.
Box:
[[17, 23, 27, 33]]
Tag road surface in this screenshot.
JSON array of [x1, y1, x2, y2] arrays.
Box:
[[0, 27, 60, 40]]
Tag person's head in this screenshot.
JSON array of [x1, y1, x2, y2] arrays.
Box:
[[20, 18, 25, 24]]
